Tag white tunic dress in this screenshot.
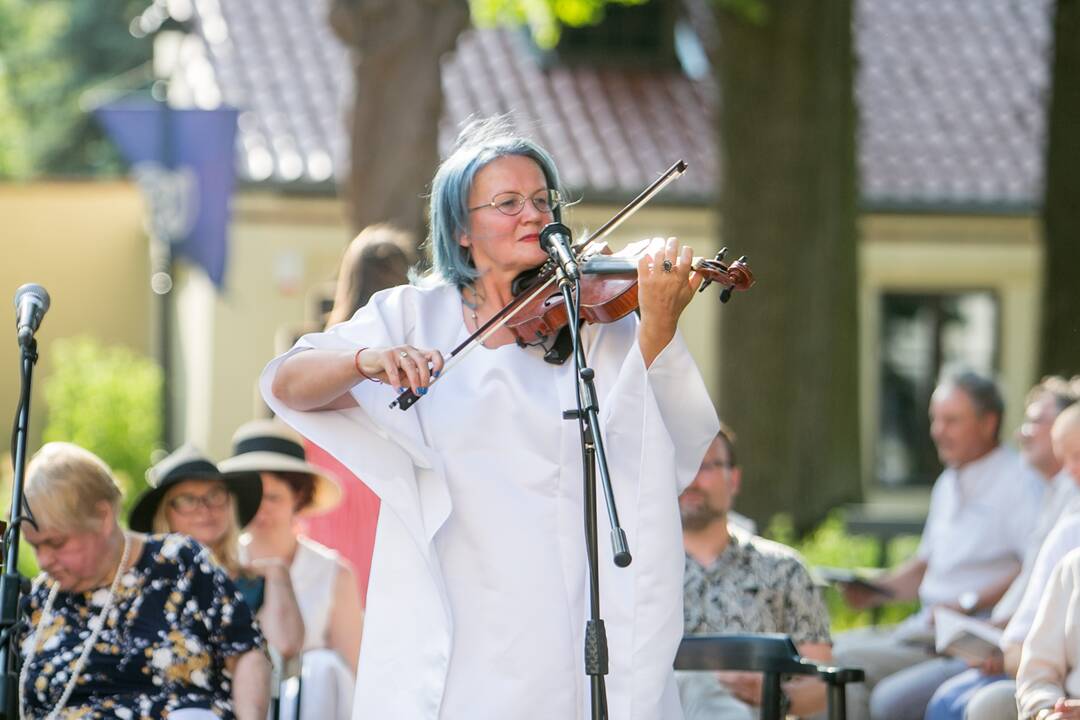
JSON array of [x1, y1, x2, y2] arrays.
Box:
[[261, 282, 718, 720]]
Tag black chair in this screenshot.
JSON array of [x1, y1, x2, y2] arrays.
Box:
[[675, 633, 864, 720]]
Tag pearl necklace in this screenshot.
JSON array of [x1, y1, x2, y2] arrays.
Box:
[[19, 532, 132, 720]]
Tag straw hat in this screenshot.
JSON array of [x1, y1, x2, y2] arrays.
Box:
[[218, 419, 342, 516], [129, 444, 263, 533]]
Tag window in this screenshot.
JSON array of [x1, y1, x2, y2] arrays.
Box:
[[876, 291, 999, 487], [551, 1, 677, 69]]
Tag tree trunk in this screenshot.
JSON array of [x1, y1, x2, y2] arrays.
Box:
[[713, 0, 861, 532], [329, 0, 469, 245], [1040, 0, 1080, 378]]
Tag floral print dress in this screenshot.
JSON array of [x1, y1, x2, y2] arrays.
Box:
[[19, 534, 265, 719]]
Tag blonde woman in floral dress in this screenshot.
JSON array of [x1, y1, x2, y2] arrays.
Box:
[[18, 442, 269, 719]]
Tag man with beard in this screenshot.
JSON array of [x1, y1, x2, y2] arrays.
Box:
[[677, 425, 833, 719]]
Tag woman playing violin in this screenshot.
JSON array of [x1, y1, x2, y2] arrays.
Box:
[[263, 117, 720, 720]]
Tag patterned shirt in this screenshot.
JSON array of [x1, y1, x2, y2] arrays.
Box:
[[683, 527, 831, 645], [19, 534, 265, 719]]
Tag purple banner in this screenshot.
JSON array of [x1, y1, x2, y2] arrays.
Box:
[[95, 100, 239, 287]]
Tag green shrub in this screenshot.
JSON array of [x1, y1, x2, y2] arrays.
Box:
[[4, 338, 161, 577], [765, 511, 921, 631], [41, 336, 162, 518]]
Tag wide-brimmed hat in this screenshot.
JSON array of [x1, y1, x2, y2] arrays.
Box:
[[129, 444, 263, 533], [218, 419, 342, 516]]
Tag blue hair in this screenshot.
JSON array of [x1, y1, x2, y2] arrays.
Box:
[[428, 117, 563, 287]]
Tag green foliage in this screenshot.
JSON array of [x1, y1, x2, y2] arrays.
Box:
[[469, 0, 646, 48], [0, 0, 151, 178], [766, 511, 921, 631], [41, 337, 162, 519], [713, 0, 768, 25]]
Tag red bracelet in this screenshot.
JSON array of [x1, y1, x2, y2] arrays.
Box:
[[353, 347, 382, 383]]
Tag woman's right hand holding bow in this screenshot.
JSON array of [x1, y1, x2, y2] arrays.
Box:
[[272, 345, 444, 412], [354, 346, 445, 394]]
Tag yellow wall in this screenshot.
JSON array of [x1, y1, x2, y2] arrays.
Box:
[[0, 182, 151, 451], [172, 193, 350, 457]]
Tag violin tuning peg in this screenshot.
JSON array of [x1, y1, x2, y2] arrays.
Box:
[[719, 286, 733, 304], [715, 248, 728, 262], [698, 277, 714, 294]]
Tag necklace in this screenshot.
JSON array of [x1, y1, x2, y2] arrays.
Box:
[[461, 284, 486, 343], [19, 532, 132, 720]]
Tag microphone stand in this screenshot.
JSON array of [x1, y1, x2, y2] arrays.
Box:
[[554, 266, 631, 720], [0, 337, 39, 718]]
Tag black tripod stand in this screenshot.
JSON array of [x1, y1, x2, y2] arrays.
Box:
[[1, 285, 51, 718], [0, 336, 41, 718], [555, 270, 631, 720]]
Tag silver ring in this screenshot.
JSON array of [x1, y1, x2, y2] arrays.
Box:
[[399, 351, 409, 358], [661, 259, 673, 273]]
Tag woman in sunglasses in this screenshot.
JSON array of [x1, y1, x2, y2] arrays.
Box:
[[130, 444, 305, 664]]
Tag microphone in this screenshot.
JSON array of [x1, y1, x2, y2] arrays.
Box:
[[14, 283, 50, 347], [539, 223, 579, 282]]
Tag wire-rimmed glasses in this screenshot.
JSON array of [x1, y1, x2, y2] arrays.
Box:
[[468, 189, 561, 216]]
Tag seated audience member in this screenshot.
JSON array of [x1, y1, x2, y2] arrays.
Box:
[[19, 442, 270, 719], [678, 425, 832, 719], [832, 371, 1043, 720], [224, 419, 362, 720], [926, 380, 1080, 720], [1016, 544, 1080, 719], [130, 445, 305, 662]]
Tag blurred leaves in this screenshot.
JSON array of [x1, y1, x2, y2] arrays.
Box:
[[0, 0, 150, 179], [766, 511, 920, 631], [41, 337, 162, 518], [469, 0, 647, 48], [714, 0, 768, 25]]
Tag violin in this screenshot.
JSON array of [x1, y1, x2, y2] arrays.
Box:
[[390, 160, 755, 411], [506, 239, 754, 344]]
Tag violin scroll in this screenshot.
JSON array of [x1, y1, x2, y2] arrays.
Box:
[[695, 248, 755, 303]]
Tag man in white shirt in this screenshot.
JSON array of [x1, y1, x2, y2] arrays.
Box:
[[924, 377, 1080, 719], [830, 371, 1043, 720]]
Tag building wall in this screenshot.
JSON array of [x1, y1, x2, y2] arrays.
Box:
[[858, 212, 1042, 508], [0, 182, 151, 452], [0, 182, 1045, 508], [171, 193, 349, 457], [189, 193, 1043, 501]]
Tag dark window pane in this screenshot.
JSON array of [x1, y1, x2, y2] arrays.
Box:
[[553, 1, 677, 69], [877, 291, 999, 487]]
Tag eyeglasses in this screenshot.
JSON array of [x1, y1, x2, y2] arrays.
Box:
[[699, 459, 734, 471], [168, 486, 230, 515], [467, 189, 561, 216]]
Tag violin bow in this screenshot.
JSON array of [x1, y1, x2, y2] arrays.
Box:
[[572, 160, 687, 252]]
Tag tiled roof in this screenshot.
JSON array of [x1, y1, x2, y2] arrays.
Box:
[[159, 0, 348, 185], [168, 0, 1054, 209], [855, 0, 1052, 208], [440, 28, 718, 202]]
